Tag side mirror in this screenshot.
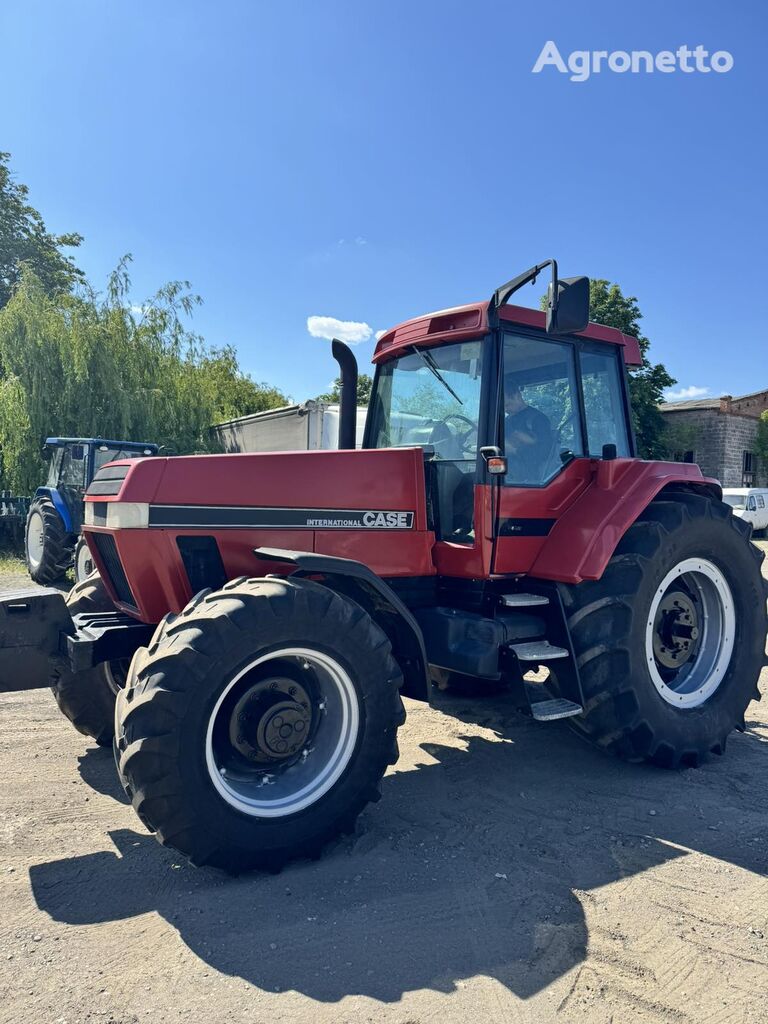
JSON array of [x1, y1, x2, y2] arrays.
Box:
[[546, 276, 590, 336]]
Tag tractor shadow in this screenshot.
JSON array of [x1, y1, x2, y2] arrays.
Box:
[[30, 690, 768, 1004]]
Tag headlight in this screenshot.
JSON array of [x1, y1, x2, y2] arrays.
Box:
[[84, 501, 149, 529]]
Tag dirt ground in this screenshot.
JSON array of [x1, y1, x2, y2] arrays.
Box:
[[1, 546, 767, 1024]]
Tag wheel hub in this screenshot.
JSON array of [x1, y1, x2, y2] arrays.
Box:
[[652, 590, 700, 669], [229, 677, 313, 764]]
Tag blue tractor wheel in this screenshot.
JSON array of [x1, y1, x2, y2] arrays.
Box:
[[25, 495, 74, 584]]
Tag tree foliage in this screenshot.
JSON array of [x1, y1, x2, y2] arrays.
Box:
[[318, 373, 373, 405], [0, 260, 287, 492], [0, 152, 84, 309], [756, 410, 768, 470], [586, 280, 675, 459]]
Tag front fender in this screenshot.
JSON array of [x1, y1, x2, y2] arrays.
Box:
[[253, 547, 430, 702], [529, 460, 721, 585]]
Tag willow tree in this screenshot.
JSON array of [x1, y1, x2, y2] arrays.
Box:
[[0, 261, 287, 492]]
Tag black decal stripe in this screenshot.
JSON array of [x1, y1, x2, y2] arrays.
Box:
[[148, 505, 416, 530], [498, 517, 556, 537]]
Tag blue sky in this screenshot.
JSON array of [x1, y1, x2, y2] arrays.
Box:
[[0, 0, 765, 403]]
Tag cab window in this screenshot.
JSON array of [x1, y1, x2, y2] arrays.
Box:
[[502, 333, 583, 486], [579, 347, 630, 457]]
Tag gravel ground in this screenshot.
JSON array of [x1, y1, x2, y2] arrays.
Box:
[[0, 543, 766, 1024]]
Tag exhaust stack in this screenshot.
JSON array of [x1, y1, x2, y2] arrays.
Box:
[[331, 339, 358, 450]]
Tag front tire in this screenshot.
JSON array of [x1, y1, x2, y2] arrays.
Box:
[[51, 573, 128, 746], [561, 492, 768, 767], [25, 496, 74, 584], [114, 577, 405, 872], [74, 536, 95, 583]]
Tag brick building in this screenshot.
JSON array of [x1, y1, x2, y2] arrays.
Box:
[[659, 388, 768, 487]]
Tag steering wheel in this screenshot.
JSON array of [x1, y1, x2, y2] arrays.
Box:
[[442, 412, 479, 457]]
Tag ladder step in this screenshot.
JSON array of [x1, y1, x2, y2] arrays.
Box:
[[530, 698, 583, 721], [509, 640, 569, 661], [499, 592, 549, 607]]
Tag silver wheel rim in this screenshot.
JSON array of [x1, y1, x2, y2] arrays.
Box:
[[75, 543, 94, 583], [27, 511, 45, 568], [645, 558, 735, 708], [205, 647, 360, 818]]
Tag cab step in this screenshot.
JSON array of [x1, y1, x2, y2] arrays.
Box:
[[499, 592, 549, 607], [529, 697, 583, 721], [508, 640, 569, 661]]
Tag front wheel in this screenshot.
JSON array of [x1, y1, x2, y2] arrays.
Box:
[[115, 577, 405, 872], [561, 492, 768, 767], [74, 536, 95, 583], [51, 573, 129, 746]]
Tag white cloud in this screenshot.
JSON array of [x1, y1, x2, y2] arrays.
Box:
[[307, 315, 373, 345], [375, 329, 386, 341], [663, 385, 711, 402]]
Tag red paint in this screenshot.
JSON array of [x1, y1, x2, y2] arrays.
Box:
[[85, 447, 436, 620], [529, 459, 720, 584], [373, 301, 643, 366]]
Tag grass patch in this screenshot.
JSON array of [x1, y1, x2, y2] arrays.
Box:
[[0, 548, 28, 577]]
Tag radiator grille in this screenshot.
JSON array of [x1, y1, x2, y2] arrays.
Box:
[[91, 532, 135, 607]]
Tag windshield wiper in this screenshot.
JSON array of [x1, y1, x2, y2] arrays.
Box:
[[410, 346, 463, 405]]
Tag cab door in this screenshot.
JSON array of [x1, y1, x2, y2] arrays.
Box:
[[492, 331, 632, 575]]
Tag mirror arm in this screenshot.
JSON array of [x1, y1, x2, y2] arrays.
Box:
[[490, 259, 558, 316]]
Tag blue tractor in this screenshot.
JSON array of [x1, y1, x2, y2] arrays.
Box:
[[25, 438, 158, 585]]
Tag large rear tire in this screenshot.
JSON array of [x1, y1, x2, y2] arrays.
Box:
[[561, 492, 768, 767], [25, 496, 74, 584], [114, 577, 405, 872], [50, 573, 128, 747]]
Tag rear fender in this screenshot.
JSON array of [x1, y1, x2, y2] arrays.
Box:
[[530, 461, 721, 585], [254, 547, 430, 702]]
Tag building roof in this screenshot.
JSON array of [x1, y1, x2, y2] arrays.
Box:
[[659, 398, 721, 412], [661, 386, 768, 415]]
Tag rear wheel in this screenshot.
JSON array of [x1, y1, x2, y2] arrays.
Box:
[[561, 492, 768, 767], [25, 496, 74, 584], [50, 573, 129, 746], [114, 577, 405, 872]]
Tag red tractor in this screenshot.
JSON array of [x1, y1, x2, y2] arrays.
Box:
[[2, 261, 766, 873]]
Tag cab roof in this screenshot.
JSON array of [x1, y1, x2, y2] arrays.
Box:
[[373, 301, 643, 366], [44, 437, 158, 450]]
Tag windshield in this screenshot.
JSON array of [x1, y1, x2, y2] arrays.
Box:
[[93, 447, 152, 472], [368, 340, 483, 458], [723, 494, 746, 510]]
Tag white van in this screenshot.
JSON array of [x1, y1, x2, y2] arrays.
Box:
[[722, 488, 768, 534]]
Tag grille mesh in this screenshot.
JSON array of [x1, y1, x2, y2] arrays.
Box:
[[91, 533, 135, 606]]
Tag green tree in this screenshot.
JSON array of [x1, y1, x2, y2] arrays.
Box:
[[0, 152, 83, 309], [756, 410, 768, 477], [0, 261, 287, 492], [587, 280, 675, 459], [318, 373, 373, 405]]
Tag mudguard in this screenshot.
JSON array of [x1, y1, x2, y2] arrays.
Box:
[[254, 547, 430, 702]]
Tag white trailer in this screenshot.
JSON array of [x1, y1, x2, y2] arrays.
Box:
[[211, 400, 367, 454]]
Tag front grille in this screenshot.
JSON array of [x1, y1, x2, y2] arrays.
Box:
[[177, 535, 227, 594], [91, 532, 135, 606]]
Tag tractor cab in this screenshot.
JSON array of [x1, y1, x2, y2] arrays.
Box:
[[366, 261, 641, 572], [26, 437, 158, 585]]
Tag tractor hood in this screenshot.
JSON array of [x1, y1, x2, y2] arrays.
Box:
[[83, 449, 436, 621]]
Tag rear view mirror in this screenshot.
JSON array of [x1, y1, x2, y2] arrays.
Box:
[[546, 276, 590, 335]]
